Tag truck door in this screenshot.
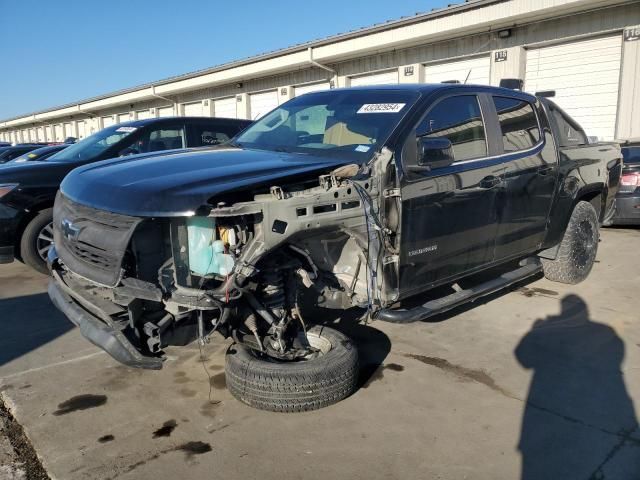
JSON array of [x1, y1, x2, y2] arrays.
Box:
[[397, 94, 504, 298], [490, 96, 557, 259]]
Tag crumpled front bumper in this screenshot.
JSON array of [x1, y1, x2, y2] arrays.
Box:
[[47, 246, 163, 370]]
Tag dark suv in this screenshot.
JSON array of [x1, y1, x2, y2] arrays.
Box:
[[0, 116, 251, 273]]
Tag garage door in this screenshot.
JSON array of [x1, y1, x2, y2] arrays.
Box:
[[350, 70, 399, 87], [424, 56, 491, 85], [63, 122, 74, 139], [102, 116, 115, 128], [250, 91, 279, 120], [214, 97, 237, 118], [53, 124, 63, 142], [157, 106, 175, 118], [77, 121, 86, 139], [136, 109, 151, 120], [183, 101, 204, 117], [117, 113, 130, 124], [45, 126, 53, 142], [294, 82, 331, 97], [525, 35, 622, 141]]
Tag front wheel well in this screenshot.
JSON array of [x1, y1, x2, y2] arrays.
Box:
[[576, 189, 604, 221]]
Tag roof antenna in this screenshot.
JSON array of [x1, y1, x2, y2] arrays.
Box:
[[463, 69, 472, 85]]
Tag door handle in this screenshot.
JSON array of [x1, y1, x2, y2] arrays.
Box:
[[538, 166, 553, 176], [479, 175, 500, 189]]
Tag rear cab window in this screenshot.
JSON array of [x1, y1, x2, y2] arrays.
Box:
[[492, 96, 541, 152]]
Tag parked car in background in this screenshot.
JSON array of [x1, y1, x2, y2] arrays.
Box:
[[6, 144, 70, 164], [0, 144, 46, 164], [0, 142, 11, 147], [610, 140, 640, 225], [47, 85, 621, 412], [0, 116, 251, 274]]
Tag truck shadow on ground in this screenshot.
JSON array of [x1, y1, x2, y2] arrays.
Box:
[[310, 305, 392, 389], [515, 294, 640, 479], [0, 292, 73, 367]]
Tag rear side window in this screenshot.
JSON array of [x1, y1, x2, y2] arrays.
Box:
[[493, 97, 541, 152], [190, 124, 242, 147], [416, 95, 487, 162], [548, 102, 588, 147]]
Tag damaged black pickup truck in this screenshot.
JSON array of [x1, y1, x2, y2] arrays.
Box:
[[48, 84, 622, 412]]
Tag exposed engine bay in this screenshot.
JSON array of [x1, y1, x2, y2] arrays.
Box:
[[51, 148, 400, 364]]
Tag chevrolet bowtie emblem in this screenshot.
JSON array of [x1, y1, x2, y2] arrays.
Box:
[[61, 218, 81, 242]]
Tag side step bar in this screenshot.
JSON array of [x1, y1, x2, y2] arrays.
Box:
[[376, 262, 542, 324]]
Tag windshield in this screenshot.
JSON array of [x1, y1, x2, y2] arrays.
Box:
[[47, 125, 138, 163], [234, 90, 419, 159], [622, 146, 640, 165], [12, 146, 64, 163]]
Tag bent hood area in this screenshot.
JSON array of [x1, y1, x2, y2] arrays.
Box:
[[60, 147, 353, 217]]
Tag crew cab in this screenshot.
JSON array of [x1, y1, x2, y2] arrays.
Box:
[[47, 85, 622, 412], [0, 116, 251, 273]]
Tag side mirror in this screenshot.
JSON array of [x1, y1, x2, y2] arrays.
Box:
[[417, 137, 454, 169]]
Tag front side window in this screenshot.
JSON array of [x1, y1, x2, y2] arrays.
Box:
[[234, 90, 419, 161], [416, 95, 487, 162], [493, 97, 541, 152], [131, 127, 185, 153]]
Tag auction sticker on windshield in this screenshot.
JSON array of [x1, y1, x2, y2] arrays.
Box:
[[116, 127, 137, 133], [357, 103, 406, 114]]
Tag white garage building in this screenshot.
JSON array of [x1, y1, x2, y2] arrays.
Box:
[[1, 0, 639, 143]]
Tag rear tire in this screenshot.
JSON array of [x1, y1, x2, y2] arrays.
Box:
[[541, 201, 599, 285], [225, 325, 359, 412], [20, 208, 54, 275]]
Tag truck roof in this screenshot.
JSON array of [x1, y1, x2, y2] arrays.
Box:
[[329, 83, 537, 100]]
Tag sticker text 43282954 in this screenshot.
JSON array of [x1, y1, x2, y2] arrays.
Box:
[[357, 103, 406, 114]]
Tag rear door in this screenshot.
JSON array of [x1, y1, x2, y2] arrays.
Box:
[[398, 93, 503, 297], [490, 95, 557, 260]]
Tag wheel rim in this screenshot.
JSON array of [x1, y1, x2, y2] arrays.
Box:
[[36, 222, 54, 262], [574, 219, 596, 268], [257, 330, 333, 363]]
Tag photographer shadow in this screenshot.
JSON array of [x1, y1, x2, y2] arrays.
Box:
[[515, 294, 639, 479]]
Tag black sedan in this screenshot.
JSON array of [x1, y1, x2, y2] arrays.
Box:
[[611, 141, 640, 225], [6, 144, 70, 164], [0, 116, 251, 274], [0, 144, 47, 164]]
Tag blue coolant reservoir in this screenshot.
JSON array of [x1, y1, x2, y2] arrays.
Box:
[[186, 217, 235, 276]]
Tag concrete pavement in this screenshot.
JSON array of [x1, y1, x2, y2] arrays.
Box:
[[1, 228, 639, 480]]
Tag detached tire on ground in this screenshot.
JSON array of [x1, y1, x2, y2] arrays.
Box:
[[225, 325, 359, 412], [19, 208, 54, 275], [541, 201, 599, 285]]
